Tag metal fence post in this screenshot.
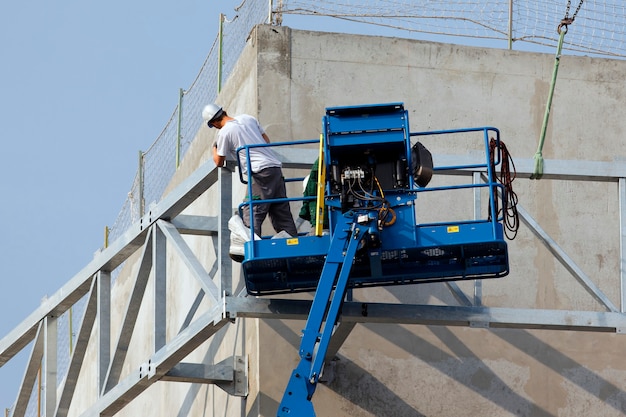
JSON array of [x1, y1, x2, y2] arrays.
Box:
[[508, 0, 514, 49], [139, 150, 145, 217], [218, 14, 224, 93], [176, 88, 184, 169]]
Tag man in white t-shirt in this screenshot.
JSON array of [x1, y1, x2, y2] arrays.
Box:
[[203, 103, 297, 237]]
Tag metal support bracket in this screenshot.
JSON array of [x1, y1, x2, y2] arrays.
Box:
[[140, 360, 153, 379], [160, 355, 248, 397]]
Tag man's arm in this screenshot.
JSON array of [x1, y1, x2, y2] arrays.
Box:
[[213, 143, 225, 167], [262, 133, 271, 144]]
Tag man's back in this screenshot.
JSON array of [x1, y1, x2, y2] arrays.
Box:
[[218, 114, 281, 173]]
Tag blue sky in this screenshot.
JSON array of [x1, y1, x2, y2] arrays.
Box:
[[0, 0, 243, 409]]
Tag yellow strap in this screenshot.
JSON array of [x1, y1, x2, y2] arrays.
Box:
[[315, 134, 326, 236]]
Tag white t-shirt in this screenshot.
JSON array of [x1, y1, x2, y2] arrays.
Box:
[[215, 114, 282, 174]]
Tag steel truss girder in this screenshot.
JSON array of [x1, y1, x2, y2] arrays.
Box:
[[81, 305, 230, 417], [2, 153, 626, 417], [225, 297, 626, 333], [0, 158, 222, 369]]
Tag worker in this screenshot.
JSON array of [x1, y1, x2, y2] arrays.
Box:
[[202, 103, 298, 237]]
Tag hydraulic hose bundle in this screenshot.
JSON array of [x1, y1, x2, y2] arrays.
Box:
[[490, 138, 519, 240]]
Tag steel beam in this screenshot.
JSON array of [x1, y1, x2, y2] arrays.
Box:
[[445, 282, 473, 307], [170, 215, 218, 236], [435, 154, 626, 182], [324, 322, 357, 363], [9, 322, 44, 417], [156, 220, 220, 304], [517, 204, 619, 312], [472, 171, 483, 306], [226, 297, 626, 333], [44, 315, 58, 417], [102, 231, 154, 394], [217, 166, 233, 296], [80, 305, 229, 417], [162, 362, 232, 384], [55, 277, 99, 417], [153, 226, 167, 351], [618, 178, 626, 313], [161, 356, 248, 397], [97, 271, 111, 394]]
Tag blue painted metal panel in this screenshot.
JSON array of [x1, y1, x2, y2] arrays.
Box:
[[242, 223, 508, 296], [327, 131, 406, 147]]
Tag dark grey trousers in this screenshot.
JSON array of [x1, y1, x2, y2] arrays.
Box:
[[241, 167, 298, 237]]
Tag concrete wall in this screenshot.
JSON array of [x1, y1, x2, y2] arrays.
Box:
[[78, 25, 626, 417], [248, 25, 626, 416]]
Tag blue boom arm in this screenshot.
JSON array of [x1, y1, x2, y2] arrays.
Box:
[[277, 212, 374, 416]]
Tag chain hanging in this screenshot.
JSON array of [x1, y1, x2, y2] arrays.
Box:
[[560, 0, 584, 33]]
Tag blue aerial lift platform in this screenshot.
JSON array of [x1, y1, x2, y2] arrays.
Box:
[[241, 103, 508, 295], [236, 103, 510, 416]]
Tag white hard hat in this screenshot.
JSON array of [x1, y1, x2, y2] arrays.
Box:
[[202, 103, 224, 128]]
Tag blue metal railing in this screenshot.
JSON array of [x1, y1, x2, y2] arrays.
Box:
[[411, 126, 504, 238], [235, 139, 320, 248], [235, 127, 506, 258]]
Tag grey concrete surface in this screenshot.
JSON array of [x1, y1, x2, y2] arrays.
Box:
[[240, 25, 626, 417]]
